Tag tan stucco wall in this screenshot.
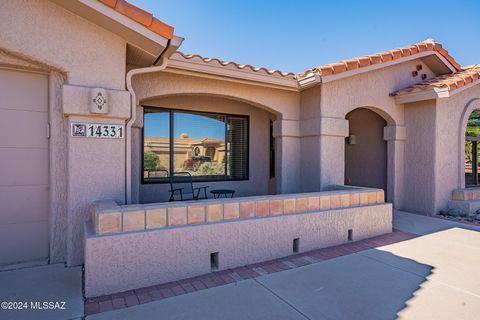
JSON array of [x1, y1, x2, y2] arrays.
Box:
[[3, 0, 476, 265], [62, 85, 130, 265], [320, 59, 436, 122], [1, 0, 131, 265], [137, 95, 276, 203], [299, 87, 322, 191], [133, 72, 300, 119], [401, 84, 480, 215], [130, 58, 450, 214], [306, 58, 435, 205], [0, 0, 127, 89], [435, 85, 480, 212], [403, 100, 437, 214]]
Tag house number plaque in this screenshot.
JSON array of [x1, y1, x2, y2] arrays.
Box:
[[71, 122, 124, 139]]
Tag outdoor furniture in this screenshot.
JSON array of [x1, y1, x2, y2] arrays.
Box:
[[169, 172, 209, 201], [210, 189, 235, 199]]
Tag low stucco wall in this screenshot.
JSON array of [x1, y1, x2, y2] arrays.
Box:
[[85, 191, 392, 297]]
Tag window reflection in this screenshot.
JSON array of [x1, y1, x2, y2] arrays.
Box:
[[173, 112, 226, 178], [143, 111, 170, 180], [143, 108, 248, 183]]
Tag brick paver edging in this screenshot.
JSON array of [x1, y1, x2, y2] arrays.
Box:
[[84, 230, 418, 315]]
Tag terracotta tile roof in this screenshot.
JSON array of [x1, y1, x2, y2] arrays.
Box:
[[97, 0, 174, 39], [171, 39, 463, 82], [394, 65, 480, 95], [297, 39, 462, 79], [171, 51, 296, 79]]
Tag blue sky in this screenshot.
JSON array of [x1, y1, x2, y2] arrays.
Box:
[[132, 0, 479, 74], [145, 112, 226, 139]]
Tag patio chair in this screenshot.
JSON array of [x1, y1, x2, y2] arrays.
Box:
[[168, 172, 209, 201]]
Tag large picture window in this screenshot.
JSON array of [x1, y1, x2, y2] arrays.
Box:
[[142, 108, 249, 183]]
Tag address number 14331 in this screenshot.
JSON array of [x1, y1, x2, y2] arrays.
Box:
[[71, 122, 124, 139]]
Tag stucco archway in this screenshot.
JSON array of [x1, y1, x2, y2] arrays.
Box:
[[140, 93, 283, 119], [131, 71, 299, 121], [459, 98, 480, 188], [345, 108, 388, 198]]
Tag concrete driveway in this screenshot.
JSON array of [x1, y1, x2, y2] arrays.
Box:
[[87, 212, 480, 320], [1, 211, 478, 320], [0, 263, 83, 320]]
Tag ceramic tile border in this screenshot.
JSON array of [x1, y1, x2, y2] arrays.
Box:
[[92, 187, 385, 235], [452, 188, 480, 201]]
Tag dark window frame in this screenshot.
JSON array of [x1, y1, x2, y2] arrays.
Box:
[[269, 120, 275, 179], [466, 135, 480, 187], [141, 106, 250, 184]]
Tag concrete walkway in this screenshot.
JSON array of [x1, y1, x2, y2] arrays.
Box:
[[0, 263, 83, 320], [393, 210, 480, 235], [86, 212, 480, 320]]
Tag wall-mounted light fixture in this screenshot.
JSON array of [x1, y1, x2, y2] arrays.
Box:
[[416, 64, 423, 71], [412, 70, 418, 77], [348, 134, 356, 145]]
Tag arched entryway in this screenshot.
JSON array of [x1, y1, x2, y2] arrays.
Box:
[[465, 109, 480, 187], [345, 108, 387, 194]]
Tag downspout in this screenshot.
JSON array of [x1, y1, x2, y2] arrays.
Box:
[[125, 57, 169, 204]]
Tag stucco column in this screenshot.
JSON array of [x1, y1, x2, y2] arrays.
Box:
[[297, 117, 349, 191], [62, 85, 130, 266], [384, 125, 406, 208], [273, 119, 301, 194], [312, 117, 349, 190]]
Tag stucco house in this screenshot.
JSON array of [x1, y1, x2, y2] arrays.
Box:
[[2, 0, 480, 297]]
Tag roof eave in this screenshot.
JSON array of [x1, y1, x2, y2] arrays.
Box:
[[394, 78, 480, 104], [157, 36, 184, 63], [51, 0, 174, 65], [165, 57, 299, 91], [447, 79, 480, 98], [297, 72, 321, 90], [394, 87, 449, 104]]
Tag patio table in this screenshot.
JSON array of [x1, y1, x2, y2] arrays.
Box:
[[210, 189, 235, 199]]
